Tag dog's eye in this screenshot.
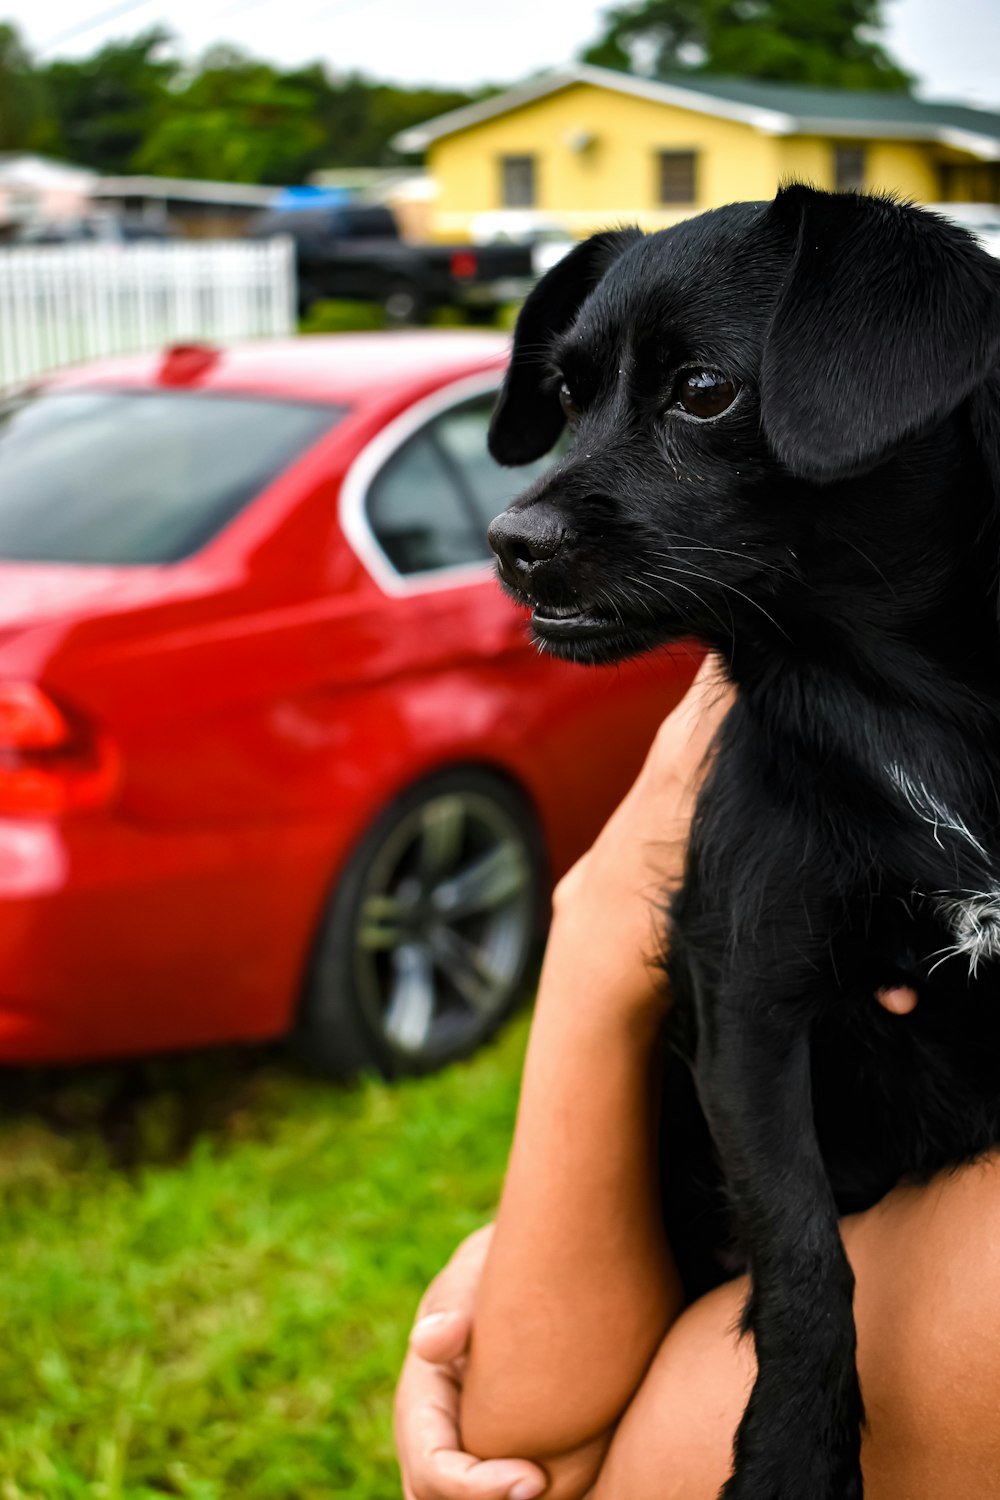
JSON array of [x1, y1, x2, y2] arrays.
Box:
[[676, 370, 740, 419], [558, 381, 580, 421]]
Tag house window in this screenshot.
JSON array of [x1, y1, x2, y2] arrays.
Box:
[[938, 162, 1000, 206], [834, 145, 866, 193], [500, 155, 536, 208], [658, 150, 697, 206]]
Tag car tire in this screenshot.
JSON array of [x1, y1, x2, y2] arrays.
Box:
[[381, 279, 426, 327], [290, 767, 548, 1081]]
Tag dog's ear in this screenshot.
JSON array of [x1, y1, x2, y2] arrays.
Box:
[[761, 184, 1000, 481], [488, 228, 642, 465]]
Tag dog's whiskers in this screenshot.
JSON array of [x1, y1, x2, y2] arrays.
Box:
[[644, 562, 790, 641], [653, 541, 787, 578], [628, 566, 730, 637], [616, 573, 658, 621], [593, 584, 626, 628]]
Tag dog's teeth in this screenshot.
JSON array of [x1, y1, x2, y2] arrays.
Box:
[[538, 603, 583, 619]]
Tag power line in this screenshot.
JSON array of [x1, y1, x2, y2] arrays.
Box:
[[37, 0, 159, 54], [35, 0, 393, 61]]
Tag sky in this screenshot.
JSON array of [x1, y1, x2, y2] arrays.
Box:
[[5, 0, 1000, 108]]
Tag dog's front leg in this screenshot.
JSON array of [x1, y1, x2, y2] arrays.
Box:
[[697, 989, 863, 1500]]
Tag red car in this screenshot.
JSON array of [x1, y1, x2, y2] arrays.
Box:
[[0, 333, 693, 1076]]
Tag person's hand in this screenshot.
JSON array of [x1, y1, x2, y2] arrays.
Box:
[[557, 651, 734, 906], [544, 651, 737, 1027], [549, 651, 918, 1021], [395, 1226, 547, 1500], [877, 982, 917, 1015]]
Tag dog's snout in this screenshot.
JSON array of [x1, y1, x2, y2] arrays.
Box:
[[488, 503, 565, 588]]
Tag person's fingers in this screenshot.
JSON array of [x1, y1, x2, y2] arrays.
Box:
[[689, 649, 729, 695], [409, 1309, 472, 1364], [395, 1352, 463, 1494], [403, 1463, 546, 1500], [396, 1353, 546, 1500], [877, 984, 919, 1015], [677, 651, 734, 726], [413, 1224, 494, 1327], [647, 653, 734, 786], [416, 1450, 547, 1500], [552, 852, 590, 913]]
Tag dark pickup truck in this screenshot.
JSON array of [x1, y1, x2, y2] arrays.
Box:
[[250, 203, 544, 323]]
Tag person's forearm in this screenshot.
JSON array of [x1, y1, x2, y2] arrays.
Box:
[[461, 939, 684, 1461]]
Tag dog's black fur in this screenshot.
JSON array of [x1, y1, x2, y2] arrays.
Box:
[[485, 185, 1000, 1499]]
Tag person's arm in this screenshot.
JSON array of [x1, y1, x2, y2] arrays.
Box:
[[393, 653, 920, 1500], [395, 1226, 549, 1500], [460, 659, 733, 1471]]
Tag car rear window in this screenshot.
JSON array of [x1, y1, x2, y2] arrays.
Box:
[[0, 389, 344, 564]]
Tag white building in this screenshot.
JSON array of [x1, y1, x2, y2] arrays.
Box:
[[0, 154, 96, 235]]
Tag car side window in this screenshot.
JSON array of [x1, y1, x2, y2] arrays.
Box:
[[365, 430, 488, 575], [363, 391, 568, 581], [431, 397, 567, 531]]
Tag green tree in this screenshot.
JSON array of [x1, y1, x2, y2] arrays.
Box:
[[581, 0, 914, 91], [285, 68, 482, 172], [13, 27, 483, 185], [42, 29, 179, 174], [0, 23, 55, 152], [134, 46, 327, 183], [133, 54, 477, 182]]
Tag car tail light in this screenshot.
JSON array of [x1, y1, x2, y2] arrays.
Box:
[[0, 683, 119, 815], [450, 250, 478, 280]]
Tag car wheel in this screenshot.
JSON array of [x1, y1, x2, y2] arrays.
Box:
[[291, 768, 548, 1080], [381, 279, 426, 327]]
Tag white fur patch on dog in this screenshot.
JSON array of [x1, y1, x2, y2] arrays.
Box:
[[885, 761, 989, 859], [931, 890, 1000, 976], [885, 761, 1000, 976]]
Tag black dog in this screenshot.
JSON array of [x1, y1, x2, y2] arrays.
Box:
[[485, 184, 1000, 1499]]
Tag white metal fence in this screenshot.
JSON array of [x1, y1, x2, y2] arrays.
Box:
[[0, 237, 297, 391]]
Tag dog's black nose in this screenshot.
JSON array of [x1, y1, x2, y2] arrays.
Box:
[[488, 504, 565, 588]]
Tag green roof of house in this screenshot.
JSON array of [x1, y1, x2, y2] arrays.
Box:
[[392, 64, 1000, 159], [653, 74, 1000, 144]]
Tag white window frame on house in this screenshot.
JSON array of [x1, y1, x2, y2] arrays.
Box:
[[657, 150, 698, 206], [833, 144, 867, 193], [500, 155, 536, 209]]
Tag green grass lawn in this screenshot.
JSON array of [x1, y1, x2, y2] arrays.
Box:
[[0, 1014, 529, 1500]]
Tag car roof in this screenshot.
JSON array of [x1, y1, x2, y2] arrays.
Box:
[[42, 331, 511, 407]]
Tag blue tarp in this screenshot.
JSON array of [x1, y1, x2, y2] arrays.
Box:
[[270, 186, 351, 211]]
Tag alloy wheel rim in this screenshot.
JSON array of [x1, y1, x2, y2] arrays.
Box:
[[353, 790, 535, 1059]]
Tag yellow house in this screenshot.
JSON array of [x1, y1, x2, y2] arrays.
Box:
[[393, 64, 1000, 243]]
